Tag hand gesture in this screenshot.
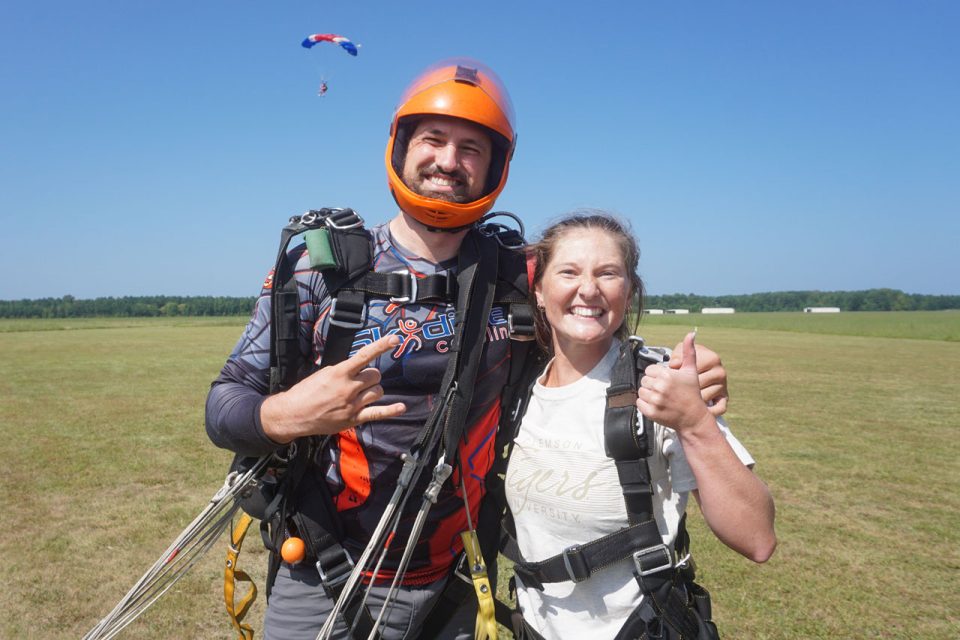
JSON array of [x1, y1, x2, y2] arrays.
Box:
[[637, 331, 712, 435], [260, 334, 407, 443], [670, 337, 728, 416]]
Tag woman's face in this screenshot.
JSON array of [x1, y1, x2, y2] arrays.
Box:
[[535, 227, 631, 358]]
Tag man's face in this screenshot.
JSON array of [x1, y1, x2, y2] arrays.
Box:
[[401, 117, 493, 204]]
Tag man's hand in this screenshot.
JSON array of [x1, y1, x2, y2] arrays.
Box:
[[260, 334, 407, 443], [670, 336, 728, 416]]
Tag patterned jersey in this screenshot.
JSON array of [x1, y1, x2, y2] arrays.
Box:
[[206, 222, 516, 584]]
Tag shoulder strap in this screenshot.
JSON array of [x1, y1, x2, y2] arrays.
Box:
[[268, 208, 369, 391], [605, 339, 670, 525]]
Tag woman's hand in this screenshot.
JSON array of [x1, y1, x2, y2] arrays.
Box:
[[669, 337, 728, 416], [638, 332, 714, 435]]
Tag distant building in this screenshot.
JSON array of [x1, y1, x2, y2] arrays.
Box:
[[804, 307, 841, 313], [701, 307, 735, 314], [666, 309, 690, 314], [645, 309, 665, 315]]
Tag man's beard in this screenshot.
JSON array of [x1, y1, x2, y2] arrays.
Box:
[[406, 166, 475, 204]]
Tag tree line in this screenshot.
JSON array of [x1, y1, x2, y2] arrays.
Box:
[[0, 295, 257, 318], [0, 289, 957, 319], [644, 288, 960, 312]]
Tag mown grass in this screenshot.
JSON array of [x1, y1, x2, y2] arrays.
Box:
[[0, 316, 250, 333], [1, 314, 958, 638], [640, 309, 960, 342]]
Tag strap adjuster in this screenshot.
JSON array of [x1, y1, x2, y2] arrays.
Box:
[[323, 208, 364, 230], [389, 270, 418, 304], [316, 546, 354, 588], [507, 310, 535, 341], [632, 543, 674, 577], [329, 296, 367, 329], [561, 544, 591, 583]]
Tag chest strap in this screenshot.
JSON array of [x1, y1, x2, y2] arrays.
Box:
[[504, 517, 674, 590]]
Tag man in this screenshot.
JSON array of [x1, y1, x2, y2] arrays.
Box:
[[206, 59, 729, 639]]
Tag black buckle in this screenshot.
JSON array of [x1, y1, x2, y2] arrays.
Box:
[[561, 544, 591, 583]]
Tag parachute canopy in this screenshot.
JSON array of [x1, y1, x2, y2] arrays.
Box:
[[301, 33, 358, 56]]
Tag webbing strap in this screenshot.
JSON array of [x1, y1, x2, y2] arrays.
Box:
[[224, 513, 258, 640], [442, 231, 499, 462], [460, 531, 498, 640], [605, 341, 670, 525], [504, 518, 665, 590], [317, 221, 373, 370], [402, 229, 499, 461], [269, 221, 312, 393], [346, 270, 457, 303]]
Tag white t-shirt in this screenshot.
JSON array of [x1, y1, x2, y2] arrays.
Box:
[[504, 340, 754, 640]]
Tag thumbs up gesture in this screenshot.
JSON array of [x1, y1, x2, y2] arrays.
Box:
[[636, 331, 712, 434]]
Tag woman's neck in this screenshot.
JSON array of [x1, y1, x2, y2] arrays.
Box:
[[542, 337, 614, 387]]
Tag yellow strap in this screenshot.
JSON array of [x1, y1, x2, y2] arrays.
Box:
[[224, 513, 258, 640], [460, 530, 498, 640]]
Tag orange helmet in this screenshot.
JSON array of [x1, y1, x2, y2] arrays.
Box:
[[385, 59, 517, 229]]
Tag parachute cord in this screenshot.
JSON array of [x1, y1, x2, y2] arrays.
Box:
[[365, 458, 453, 640], [316, 453, 424, 640], [83, 457, 270, 640], [320, 379, 457, 640], [346, 459, 424, 638]]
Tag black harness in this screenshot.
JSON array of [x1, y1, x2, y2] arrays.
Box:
[[497, 338, 722, 640], [232, 208, 537, 638]]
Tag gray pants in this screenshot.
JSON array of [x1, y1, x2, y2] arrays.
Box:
[[263, 563, 477, 640]]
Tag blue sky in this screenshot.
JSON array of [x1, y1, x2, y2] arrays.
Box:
[[2, 1, 957, 298]]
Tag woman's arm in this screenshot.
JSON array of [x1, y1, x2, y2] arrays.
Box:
[[639, 332, 777, 563]]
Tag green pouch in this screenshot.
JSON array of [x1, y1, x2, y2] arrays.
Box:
[[304, 228, 337, 270]]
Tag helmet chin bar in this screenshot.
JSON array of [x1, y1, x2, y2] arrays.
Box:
[[391, 191, 480, 234]]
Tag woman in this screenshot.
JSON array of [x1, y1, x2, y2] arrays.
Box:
[[503, 213, 776, 639]]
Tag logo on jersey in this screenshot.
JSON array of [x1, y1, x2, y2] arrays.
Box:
[[349, 307, 509, 358]]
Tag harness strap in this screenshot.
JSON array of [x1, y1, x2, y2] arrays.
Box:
[[460, 531, 497, 639], [441, 230, 500, 462], [224, 513, 258, 640], [504, 517, 668, 590], [345, 270, 457, 303], [316, 214, 373, 370], [269, 208, 369, 392], [604, 340, 670, 525]]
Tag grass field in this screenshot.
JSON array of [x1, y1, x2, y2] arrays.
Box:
[[1, 312, 958, 639], [640, 309, 960, 342]]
